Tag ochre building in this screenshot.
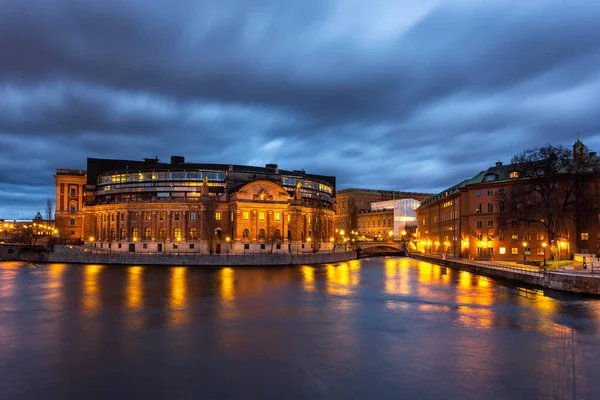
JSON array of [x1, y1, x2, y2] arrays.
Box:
[[55, 157, 336, 254]]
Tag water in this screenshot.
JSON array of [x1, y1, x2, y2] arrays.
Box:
[[1, 257, 600, 399]]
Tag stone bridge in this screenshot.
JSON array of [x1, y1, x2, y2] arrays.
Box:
[[358, 241, 406, 256]]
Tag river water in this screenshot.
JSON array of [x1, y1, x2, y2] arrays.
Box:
[[1, 257, 600, 399]]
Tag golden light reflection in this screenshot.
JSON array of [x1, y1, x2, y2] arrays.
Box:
[[170, 267, 187, 310], [127, 266, 144, 310], [220, 267, 235, 302], [83, 265, 103, 314], [384, 259, 411, 297], [326, 261, 360, 296], [301, 265, 316, 292], [455, 271, 494, 330]]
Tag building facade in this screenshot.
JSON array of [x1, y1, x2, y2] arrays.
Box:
[[417, 139, 600, 261], [356, 198, 421, 240], [55, 157, 337, 254], [336, 188, 431, 232]]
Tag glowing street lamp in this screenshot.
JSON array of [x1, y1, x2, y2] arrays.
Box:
[[522, 241, 528, 262], [226, 236, 231, 255], [542, 242, 547, 266], [388, 230, 393, 241]]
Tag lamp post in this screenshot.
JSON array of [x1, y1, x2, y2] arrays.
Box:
[[388, 230, 393, 242], [226, 236, 230, 255], [330, 237, 334, 252], [542, 242, 547, 266], [177, 236, 181, 255], [522, 241, 527, 262]]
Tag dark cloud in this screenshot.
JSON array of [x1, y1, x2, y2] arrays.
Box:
[[1, 0, 599, 218]]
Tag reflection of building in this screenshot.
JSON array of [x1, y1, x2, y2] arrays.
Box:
[[55, 157, 336, 253], [336, 188, 431, 232], [357, 198, 421, 239], [417, 138, 600, 260]]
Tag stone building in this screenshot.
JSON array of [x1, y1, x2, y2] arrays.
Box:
[[416, 138, 600, 261], [356, 198, 421, 240], [54, 157, 336, 254], [336, 188, 431, 232]]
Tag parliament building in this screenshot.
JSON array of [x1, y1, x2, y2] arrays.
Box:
[[55, 156, 336, 254]]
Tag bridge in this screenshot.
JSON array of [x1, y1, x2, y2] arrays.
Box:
[[357, 241, 407, 257]]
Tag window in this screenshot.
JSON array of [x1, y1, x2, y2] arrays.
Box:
[[476, 190, 482, 197], [276, 244, 281, 250], [487, 189, 494, 195], [499, 202, 505, 212], [144, 227, 152, 239], [485, 175, 496, 182], [512, 234, 518, 240], [509, 171, 519, 178], [120, 227, 126, 239], [476, 234, 483, 240], [243, 211, 249, 220], [537, 233, 545, 241], [488, 221, 494, 228], [215, 212, 221, 221], [173, 243, 178, 250], [132, 227, 139, 239], [174, 227, 182, 239], [259, 212, 265, 221], [159, 212, 166, 221], [70, 218, 75, 226], [143, 243, 148, 249], [69, 204, 77, 213], [499, 247, 506, 254], [70, 187, 76, 196], [190, 212, 197, 221], [488, 248, 494, 254], [189, 244, 195, 250], [307, 216, 311, 224], [476, 204, 482, 213], [476, 221, 483, 228], [287, 214, 291, 222], [189, 228, 197, 239], [111, 214, 115, 222], [477, 247, 483, 254], [499, 233, 505, 241], [242, 228, 250, 239], [537, 248, 545, 255], [581, 233, 589, 240], [260, 244, 266, 250], [258, 228, 266, 239], [244, 244, 250, 250], [487, 203, 494, 213], [275, 212, 281, 221], [174, 212, 181, 221], [511, 247, 518, 254], [158, 227, 166, 239]]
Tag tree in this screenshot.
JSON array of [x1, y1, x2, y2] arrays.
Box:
[[46, 198, 53, 221], [496, 143, 599, 259]]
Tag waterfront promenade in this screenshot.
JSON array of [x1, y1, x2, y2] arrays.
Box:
[[409, 252, 600, 296]]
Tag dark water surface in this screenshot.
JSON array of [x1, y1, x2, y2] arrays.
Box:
[[2, 257, 600, 399]]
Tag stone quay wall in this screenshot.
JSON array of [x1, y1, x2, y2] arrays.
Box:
[[21, 245, 357, 267], [410, 253, 600, 296]]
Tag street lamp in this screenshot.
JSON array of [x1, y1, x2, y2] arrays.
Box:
[[522, 241, 527, 262], [388, 230, 393, 241], [226, 236, 230, 255], [542, 242, 547, 266]]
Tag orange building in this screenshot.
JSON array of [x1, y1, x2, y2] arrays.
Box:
[[55, 157, 336, 254]]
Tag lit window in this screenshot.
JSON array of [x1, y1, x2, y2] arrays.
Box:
[[287, 214, 291, 222], [511, 247, 518, 254], [174, 212, 181, 221], [537, 248, 545, 255], [581, 233, 589, 240], [476, 204, 482, 213], [145, 212, 151, 221], [275, 212, 281, 221], [259, 212, 265, 221], [512, 234, 518, 240], [190, 212, 197, 221], [174, 227, 182, 239], [509, 171, 519, 178], [215, 212, 221, 221], [159, 212, 166, 221], [499, 247, 506, 254], [243, 211, 249, 220]]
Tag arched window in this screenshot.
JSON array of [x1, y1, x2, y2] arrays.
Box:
[[158, 227, 166, 239], [131, 227, 139, 240], [120, 227, 126, 240], [144, 227, 152, 239], [189, 227, 197, 239], [273, 229, 281, 240], [308, 230, 312, 240], [110, 228, 116, 239], [258, 228, 266, 240], [215, 228, 222, 239], [242, 228, 250, 239], [301, 230, 305, 242], [173, 227, 182, 239], [288, 229, 292, 241]]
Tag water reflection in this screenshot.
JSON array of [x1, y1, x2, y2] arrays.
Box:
[[1, 258, 600, 399], [82, 264, 103, 315]]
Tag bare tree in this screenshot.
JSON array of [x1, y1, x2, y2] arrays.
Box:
[[46, 198, 53, 221], [496, 144, 599, 258]]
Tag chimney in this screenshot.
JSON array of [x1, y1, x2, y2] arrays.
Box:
[[171, 155, 185, 164], [495, 161, 503, 167]]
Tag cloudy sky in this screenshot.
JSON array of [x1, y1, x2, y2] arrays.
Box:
[[1, 0, 599, 219]]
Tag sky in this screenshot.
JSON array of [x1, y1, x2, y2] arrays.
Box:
[[1, 0, 600, 220]]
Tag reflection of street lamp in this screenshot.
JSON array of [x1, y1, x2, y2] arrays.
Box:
[[542, 242, 547, 266], [522, 241, 527, 262]]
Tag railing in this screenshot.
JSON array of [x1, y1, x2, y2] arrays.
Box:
[[409, 252, 545, 277]]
